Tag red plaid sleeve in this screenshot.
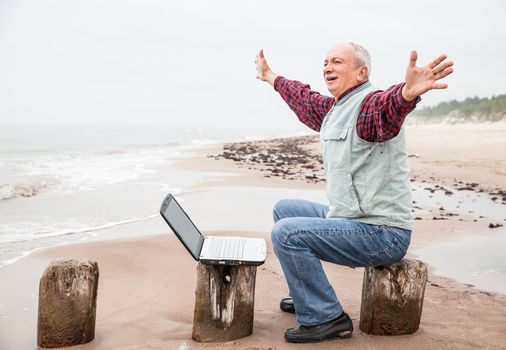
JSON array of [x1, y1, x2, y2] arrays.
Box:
[[274, 77, 419, 141], [274, 76, 334, 132], [357, 83, 420, 142]]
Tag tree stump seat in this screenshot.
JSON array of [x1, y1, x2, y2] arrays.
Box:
[[359, 258, 428, 335], [192, 263, 257, 342], [37, 258, 99, 348]]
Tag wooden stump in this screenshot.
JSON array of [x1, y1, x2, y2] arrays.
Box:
[[37, 258, 99, 348], [192, 263, 257, 342], [359, 258, 428, 335]]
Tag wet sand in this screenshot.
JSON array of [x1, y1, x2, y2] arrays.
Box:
[[1, 123, 505, 349]]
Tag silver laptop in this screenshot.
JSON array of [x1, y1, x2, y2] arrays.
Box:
[[159, 193, 266, 266]]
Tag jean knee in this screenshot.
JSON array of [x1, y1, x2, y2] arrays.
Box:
[[273, 199, 293, 222], [271, 218, 300, 252], [271, 219, 288, 250]]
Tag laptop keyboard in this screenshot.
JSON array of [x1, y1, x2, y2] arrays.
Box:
[[208, 238, 246, 259]]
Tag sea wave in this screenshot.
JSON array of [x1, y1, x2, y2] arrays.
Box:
[[13, 148, 175, 195], [0, 250, 36, 268], [0, 214, 159, 245], [0, 180, 53, 200]]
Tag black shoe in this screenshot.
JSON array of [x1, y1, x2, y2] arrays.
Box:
[[280, 297, 295, 313], [284, 312, 353, 343]]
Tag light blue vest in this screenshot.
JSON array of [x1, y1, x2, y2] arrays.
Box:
[[319, 81, 413, 230]]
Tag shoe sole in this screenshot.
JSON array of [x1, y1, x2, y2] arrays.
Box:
[[279, 298, 295, 314], [285, 330, 352, 343], [280, 304, 295, 313]]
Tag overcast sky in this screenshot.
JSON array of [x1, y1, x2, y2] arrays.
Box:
[[0, 0, 505, 128]]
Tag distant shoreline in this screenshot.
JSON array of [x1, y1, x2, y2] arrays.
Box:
[[407, 114, 506, 124]]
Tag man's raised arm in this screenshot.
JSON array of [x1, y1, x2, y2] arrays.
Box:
[[255, 49, 278, 87], [358, 51, 454, 142], [402, 51, 454, 101], [255, 50, 334, 132]]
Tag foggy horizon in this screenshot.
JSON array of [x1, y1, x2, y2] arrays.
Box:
[[1, 0, 505, 127]]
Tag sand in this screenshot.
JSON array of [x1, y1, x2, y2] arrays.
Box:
[[1, 123, 505, 350]]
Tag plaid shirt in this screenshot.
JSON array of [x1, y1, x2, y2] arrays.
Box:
[[273, 76, 420, 142]]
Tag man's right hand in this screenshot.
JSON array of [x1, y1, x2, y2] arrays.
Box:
[[255, 49, 278, 87]]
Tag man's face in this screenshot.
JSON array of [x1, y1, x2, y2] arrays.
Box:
[[323, 43, 366, 99]]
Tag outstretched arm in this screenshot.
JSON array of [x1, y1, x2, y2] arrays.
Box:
[[402, 51, 454, 101], [357, 51, 454, 142], [255, 50, 334, 131], [255, 50, 278, 86]]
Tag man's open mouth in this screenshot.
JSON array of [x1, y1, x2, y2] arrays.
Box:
[[326, 76, 337, 82]]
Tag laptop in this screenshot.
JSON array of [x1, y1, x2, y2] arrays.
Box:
[[159, 193, 266, 266]]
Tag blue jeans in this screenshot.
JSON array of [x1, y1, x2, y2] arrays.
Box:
[[271, 199, 411, 326]]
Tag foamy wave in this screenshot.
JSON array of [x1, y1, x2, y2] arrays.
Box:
[[0, 185, 15, 199], [0, 250, 33, 268], [19, 148, 174, 194], [0, 214, 159, 245], [0, 180, 52, 200]]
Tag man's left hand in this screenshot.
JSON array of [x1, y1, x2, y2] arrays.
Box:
[[402, 51, 454, 101]]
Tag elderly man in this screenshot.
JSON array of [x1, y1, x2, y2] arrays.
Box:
[[255, 42, 453, 343]]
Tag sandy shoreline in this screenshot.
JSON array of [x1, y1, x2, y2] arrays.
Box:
[[1, 124, 505, 349]]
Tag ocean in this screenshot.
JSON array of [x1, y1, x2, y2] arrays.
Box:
[[0, 124, 309, 266]]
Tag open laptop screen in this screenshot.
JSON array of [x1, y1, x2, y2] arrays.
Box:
[[160, 194, 203, 260]]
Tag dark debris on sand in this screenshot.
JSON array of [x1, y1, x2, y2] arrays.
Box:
[[420, 178, 506, 205], [213, 136, 325, 183], [489, 223, 504, 229]]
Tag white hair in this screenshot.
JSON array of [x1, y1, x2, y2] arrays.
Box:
[[349, 42, 371, 78]]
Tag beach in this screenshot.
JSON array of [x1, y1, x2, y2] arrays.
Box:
[[1, 123, 505, 350]]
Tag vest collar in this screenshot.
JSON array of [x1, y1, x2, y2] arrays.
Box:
[[334, 81, 371, 106]]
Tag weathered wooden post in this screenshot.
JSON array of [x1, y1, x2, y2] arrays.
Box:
[[192, 263, 257, 342], [38, 258, 99, 348], [359, 258, 428, 335]]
